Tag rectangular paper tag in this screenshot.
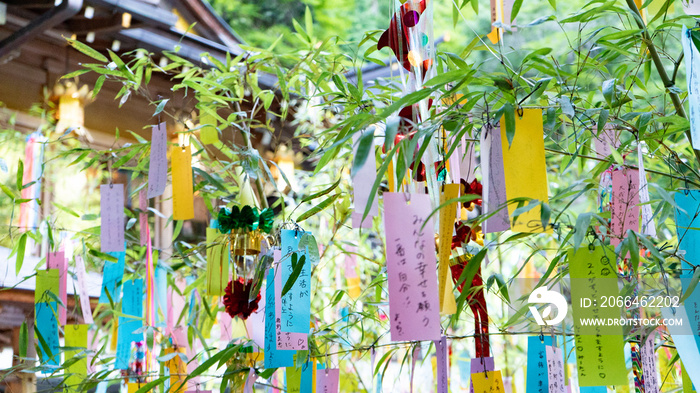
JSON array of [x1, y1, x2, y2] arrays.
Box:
[[75, 255, 94, 324], [199, 98, 220, 145], [546, 346, 565, 393], [275, 255, 308, 350], [35, 269, 59, 304], [472, 371, 505, 393], [316, 368, 340, 393], [470, 357, 494, 393], [99, 251, 125, 303], [435, 336, 449, 393], [641, 334, 659, 393], [116, 279, 143, 369], [65, 324, 88, 393], [148, 122, 167, 198], [526, 335, 552, 393], [280, 229, 311, 334], [286, 366, 302, 393], [171, 145, 194, 220], [610, 169, 640, 247], [383, 192, 441, 341], [682, 26, 700, 148], [674, 191, 700, 268], [264, 268, 295, 368], [206, 227, 229, 296], [35, 301, 60, 367], [352, 127, 379, 228], [500, 109, 550, 233], [139, 188, 149, 246], [47, 251, 67, 325], [164, 347, 187, 393], [637, 145, 656, 237], [481, 125, 510, 233], [100, 184, 125, 252], [438, 184, 459, 315]]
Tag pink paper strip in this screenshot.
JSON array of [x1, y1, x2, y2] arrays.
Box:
[[316, 368, 340, 393], [641, 335, 659, 393], [167, 278, 188, 348], [244, 369, 257, 393], [481, 125, 510, 233], [637, 144, 657, 237], [351, 128, 379, 228], [100, 184, 125, 252], [610, 169, 640, 247], [245, 282, 266, 349], [218, 311, 233, 345], [546, 346, 565, 393], [275, 251, 308, 350], [383, 192, 441, 342], [435, 336, 448, 393], [47, 251, 67, 325], [139, 188, 148, 246], [344, 247, 358, 279], [147, 122, 167, 199], [470, 357, 495, 393], [594, 124, 620, 159], [74, 255, 94, 324]]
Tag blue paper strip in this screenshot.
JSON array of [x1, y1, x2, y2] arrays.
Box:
[[264, 268, 295, 368], [116, 279, 143, 369], [674, 191, 700, 270], [35, 301, 60, 368], [99, 251, 125, 303], [280, 229, 311, 334], [526, 335, 553, 393], [155, 263, 168, 326], [300, 360, 315, 393], [580, 387, 607, 393]]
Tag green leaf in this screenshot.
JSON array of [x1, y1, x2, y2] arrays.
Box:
[[282, 255, 306, 297], [681, 267, 700, 304], [352, 129, 375, 177], [573, 213, 592, 250], [15, 233, 27, 275], [93, 75, 106, 99], [133, 377, 168, 393], [66, 38, 108, 63], [16, 159, 23, 190], [510, 0, 524, 22], [301, 178, 341, 203], [296, 194, 341, 222], [504, 103, 515, 148], [154, 99, 169, 117], [52, 202, 80, 218], [19, 321, 27, 358]]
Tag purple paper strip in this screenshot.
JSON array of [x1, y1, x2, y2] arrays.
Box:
[[481, 125, 510, 233], [470, 356, 495, 393], [435, 336, 449, 393], [100, 184, 125, 252], [383, 192, 441, 342], [148, 122, 167, 199], [316, 368, 340, 393]]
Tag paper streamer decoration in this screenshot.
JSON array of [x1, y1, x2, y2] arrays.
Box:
[[64, 324, 88, 393], [435, 336, 449, 393], [641, 335, 659, 393], [459, 139, 478, 183], [317, 368, 340, 393], [674, 190, 700, 269], [155, 264, 168, 326], [682, 26, 700, 148], [610, 169, 640, 247], [19, 132, 46, 231], [264, 268, 295, 368], [637, 145, 656, 237], [593, 124, 620, 159], [145, 226, 155, 330], [206, 227, 229, 296], [300, 360, 317, 392], [280, 229, 312, 334], [526, 335, 553, 393], [683, 0, 700, 14], [470, 357, 495, 393], [438, 184, 459, 314], [100, 184, 125, 252], [287, 365, 302, 393], [472, 371, 505, 393], [351, 127, 379, 228], [661, 307, 700, 390], [74, 255, 94, 324], [139, 189, 148, 246], [481, 124, 510, 233], [344, 249, 362, 299], [546, 346, 566, 393], [46, 252, 67, 325], [383, 192, 441, 342], [164, 347, 187, 393], [172, 145, 194, 220], [486, 0, 504, 44], [99, 251, 125, 303], [35, 269, 59, 303], [569, 245, 627, 386], [148, 122, 167, 198], [275, 255, 308, 350], [500, 109, 550, 233], [35, 301, 59, 367], [116, 279, 143, 369]]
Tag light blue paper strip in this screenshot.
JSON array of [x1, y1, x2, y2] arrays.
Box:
[[116, 279, 143, 369], [35, 301, 60, 368], [280, 229, 311, 334], [580, 387, 607, 393], [300, 360, 315, 393], [674, 190, 700, 270], [264, 268, 295, 369], [682, 26, 700, 149], [526, 335, 553, 393], [155, 263, 168, 326], [99, 251, 125, 303]]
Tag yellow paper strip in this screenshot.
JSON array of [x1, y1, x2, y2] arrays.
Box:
[[172, 145, 194, 220], [127, 383, 142, 393], [438, 184, 460, 314], [164, 347, 187, 393], [347, 276, 362, 299], [206, 228, 229, 296], [487, 0, 505, 44], [472, 371, 506, 393], [199, 96, 219, 145], [387, 160, 395, 193], [35, 269, 59, 303], [500, 109, 550, 233], [64, 324, 88, 393]]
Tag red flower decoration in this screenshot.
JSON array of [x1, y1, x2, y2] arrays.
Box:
[[452, 222, 471, 249], [460, 179, 483, 207], [223, 278, 261, 320]]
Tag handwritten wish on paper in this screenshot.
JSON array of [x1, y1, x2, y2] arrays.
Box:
[[383, 192, 441, 342], [47, 251, 67, 325], [351, 127, 379, 228], [682, 26, 700, 148], [526, 335, 552, 393], [472, 371, 505, 393], [99, 251, 125, 303], [75, 256, 94, 324], [275, 255, 308, 350], [264, 268, 295, 369], [546, 346, 566, 393], [171, 145, 194, 220], [640, 334, 659, 393], [500, 109, 550, 233], [470, 357, 495, 393], [148, 122, 167, 198], [637, 145, 656, 237], [481, 124, 510, 233], [116, 279, 143, 369], [435, 336, 449, 393], [316, 368, 340, 393], [610, 169, 640, 247], [438, 184, 459, 314], [35, 301, 60, 367], [569, 245, 627, 386], [280, 229, 311, 334], [100, 184, 125, 252], [674, 190, 700, 269]]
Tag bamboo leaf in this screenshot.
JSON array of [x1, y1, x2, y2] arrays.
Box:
[[296, 194, 341, 222], [66, 38, 108, 62], [282, 255, 306, 297]]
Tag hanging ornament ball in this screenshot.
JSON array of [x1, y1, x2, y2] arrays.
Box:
[[407, 50, 422, 67], [403, 10, 420, 27]]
